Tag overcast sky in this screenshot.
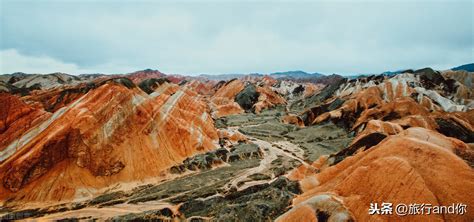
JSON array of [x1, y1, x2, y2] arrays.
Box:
[[0, 0, 472, 75]]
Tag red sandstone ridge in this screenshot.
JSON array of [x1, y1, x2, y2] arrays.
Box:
[[210, 79, 245, 118], [254, 85, 287, 113], [0, 93, 50, 154], [0, 80, 218, 203], [1, 68, 472, 220], [282, 127, 474, 221], [186, 80, 218, 96], [261, 75, 278, 86], [19, 82, 97, 112], [300, 72, 474, 144], [210, 78, 287, 117], [126, 69, 166, 84], [281, 114, 305, 127], [165, 75, 186, 84], [279, 69, 474, 222], [303, 83, 323, 98]]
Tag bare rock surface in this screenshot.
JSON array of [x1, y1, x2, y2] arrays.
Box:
[[1, 69, 473, 221]]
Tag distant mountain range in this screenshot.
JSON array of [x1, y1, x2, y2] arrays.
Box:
[[198, 63, 473, 81], [198, 70, 324, 81], [3, 63, 472, 81], [269, 70, 324, 79], [352, 63, 474, 79], [452, 63, 474, 72], [197, 73, 255, 81]]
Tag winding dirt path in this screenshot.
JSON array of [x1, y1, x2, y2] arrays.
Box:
[[224, 125, 309, 190]]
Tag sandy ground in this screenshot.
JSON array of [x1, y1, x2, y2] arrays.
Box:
[[30, 202, 177, 221]]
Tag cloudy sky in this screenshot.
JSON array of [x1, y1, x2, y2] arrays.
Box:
[[0, 0, 472, 75]]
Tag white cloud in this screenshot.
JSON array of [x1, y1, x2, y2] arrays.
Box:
[[0, 49, 86, 74], [0, 49, 142, 75], [1, 1, 472, 75]]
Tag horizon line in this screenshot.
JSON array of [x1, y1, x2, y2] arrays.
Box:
[[1, 62, 472, 77]]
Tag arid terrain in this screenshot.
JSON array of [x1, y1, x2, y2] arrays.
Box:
[[0, 67, 473, 221]]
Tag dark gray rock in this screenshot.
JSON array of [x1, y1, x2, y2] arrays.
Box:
[[329, 132, 387, 165], [436, 118, 474, 143], [107, 208, 175, 221], [170, 150, 226, 173], [228, 143, 262, 162], [235, 84, 260, 112], [0, 208, 43, 220], [101, 77, 136, 89], [414, 67, 446, 89], [178, 177, 301, 221], [292, 84, 305, 95], [290, 77, 347, 112], [248, 173, 272, 181], [300, 98, 345, 126], [138, 78, 170, 94], [238, 122, 297, 141], [285, 123, 352, 162], [88, 191, 128, 206]]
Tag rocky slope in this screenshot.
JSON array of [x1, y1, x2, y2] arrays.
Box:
[[0, 68, 472, 221], [210, 77, 289, 117], [277, 68, 474, 221], [0, 72, 87, 90], [0, 79, 218, 203], [280, 128, 474, 221]]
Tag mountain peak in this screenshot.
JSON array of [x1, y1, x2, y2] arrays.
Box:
[[452, 63, 474, 72]]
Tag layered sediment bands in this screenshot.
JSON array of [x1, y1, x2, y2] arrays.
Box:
[[302, 83, 323, 98], [213, 79, 245, 100], [351, 120, 402, 145], [280, 71, 474, 221], [270, 80, 321, 100], [1, 73, 84, 91], [299, 72, 474, 143], [254, 85, 286, 113], [261, 75, 278, 86], [0, 93, 50, 154], [1, 68, 473, 220], [22, 83, 96, 112], [218, 129, 247, 146], [0, 81, 218, 202], [290, 78, 347, 112], [282, 128, 474, 221], [124, 69, 185, 84], [234, 83, 287, 113], [210, 78, 287, 117], [211, 79, 245, 117], [19, 77, 136, 113], [186, 80, 218, 96], [126, 69, 166, 84]]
